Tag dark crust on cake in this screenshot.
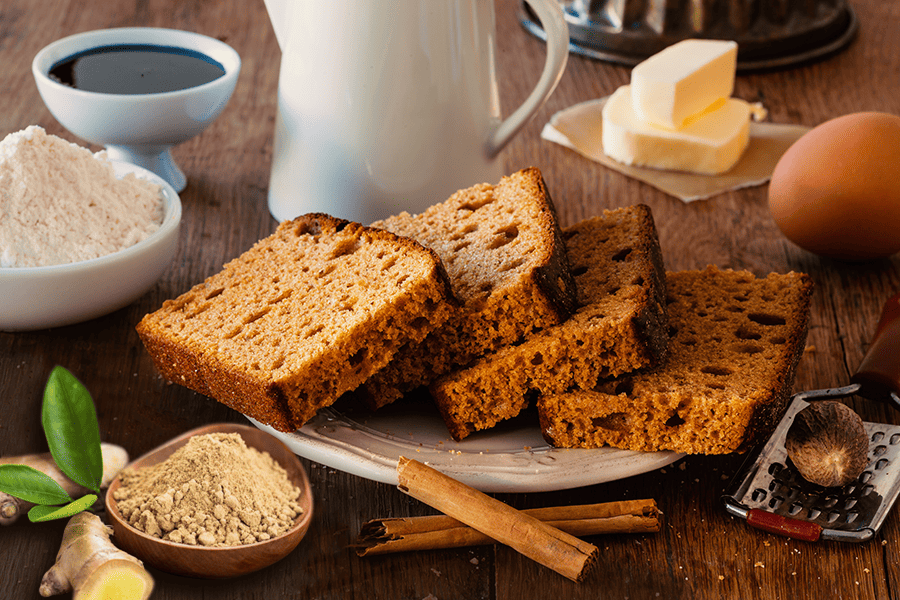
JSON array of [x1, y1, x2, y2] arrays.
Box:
[[628, 206, 669, 367], [523, 168, 578, 321]]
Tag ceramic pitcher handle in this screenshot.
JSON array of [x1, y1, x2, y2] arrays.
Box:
[[486, 0, 569, 157]]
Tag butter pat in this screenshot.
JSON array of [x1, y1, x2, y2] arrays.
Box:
[[631, 39, 738, 130], [602, 85, 750, 175]]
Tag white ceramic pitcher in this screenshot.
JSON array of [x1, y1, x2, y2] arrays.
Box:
[[263, 0, 569, 225]]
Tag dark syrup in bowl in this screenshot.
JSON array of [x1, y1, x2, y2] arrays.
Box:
[[48, 44, 226, 94]]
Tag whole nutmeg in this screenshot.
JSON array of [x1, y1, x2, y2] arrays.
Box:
[[785, 401, 869, 488]]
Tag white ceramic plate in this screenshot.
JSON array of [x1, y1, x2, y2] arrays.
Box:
[[250, 396, 683, 493]]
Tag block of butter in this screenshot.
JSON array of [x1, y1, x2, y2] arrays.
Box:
[[601, 85, 750, 175], [631, 39, 738, 130]]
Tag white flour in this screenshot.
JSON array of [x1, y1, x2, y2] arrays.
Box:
[[0, 126, 164, 268]]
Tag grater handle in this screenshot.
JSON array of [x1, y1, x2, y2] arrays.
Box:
[[746, 509, 822, 542], [852, 292, 900, 406]]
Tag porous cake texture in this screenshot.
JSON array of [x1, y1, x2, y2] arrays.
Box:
[[431, 205, 669, 441], [358, 167, 577, 409], [538, 266, 814, 454], [136, 213, 456, 432]]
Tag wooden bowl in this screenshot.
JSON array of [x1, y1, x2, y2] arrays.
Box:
[[104, 423, 313, 579]]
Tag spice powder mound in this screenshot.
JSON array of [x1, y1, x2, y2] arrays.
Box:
[[0, 125, 164, 268], [113, 432, 304, 547]]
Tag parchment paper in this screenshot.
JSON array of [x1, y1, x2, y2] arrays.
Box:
[[541, 97, 810, 203]]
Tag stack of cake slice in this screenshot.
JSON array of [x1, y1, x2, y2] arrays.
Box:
[[136, 168, 579, 433], [137, 166, 813, 455], [422, 211, 813, 453], [429, 204, 669, 441]]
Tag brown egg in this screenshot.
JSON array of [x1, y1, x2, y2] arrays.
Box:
[[768, 112, 900, 261]]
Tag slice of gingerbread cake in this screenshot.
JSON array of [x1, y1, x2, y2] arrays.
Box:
[[136, 213, 456, 432], [538, 266, 813, 454], [358, 167, 578, 410], [430, 204, 669, 441]]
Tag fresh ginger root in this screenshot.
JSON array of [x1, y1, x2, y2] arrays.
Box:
[[0, 443, 129, 525], [40, 511, 154, 600]]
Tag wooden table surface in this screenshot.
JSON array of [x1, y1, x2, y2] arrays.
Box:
[[2, 0, 900, 598]]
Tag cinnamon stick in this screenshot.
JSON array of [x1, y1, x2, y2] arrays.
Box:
[[392, 457, 599, 582], [355, 498, 659, 557]]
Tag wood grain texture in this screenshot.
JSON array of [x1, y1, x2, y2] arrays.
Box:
[[2, 0, 900, 598]]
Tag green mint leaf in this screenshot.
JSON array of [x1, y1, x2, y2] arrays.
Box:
[[42, 366, 104, 493], [27, 494, 98, 523], [0, 464, 73, 505]]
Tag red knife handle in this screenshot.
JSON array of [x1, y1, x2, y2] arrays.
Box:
[[746, 509, 822, 542], [852, 292, 900, 399]]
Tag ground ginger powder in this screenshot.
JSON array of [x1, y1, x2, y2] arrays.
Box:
[[112, 432, 304, 547]]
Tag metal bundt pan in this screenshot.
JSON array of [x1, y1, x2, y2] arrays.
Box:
[[519, 0, 858, 71]]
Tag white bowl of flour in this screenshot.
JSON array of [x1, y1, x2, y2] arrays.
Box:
[[0, 127, 181, 331]]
